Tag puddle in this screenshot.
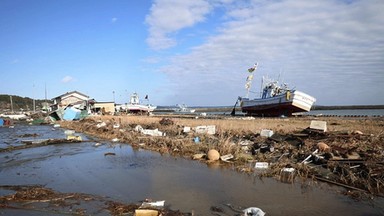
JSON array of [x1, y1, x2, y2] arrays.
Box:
[[1, 124, 383, 215]]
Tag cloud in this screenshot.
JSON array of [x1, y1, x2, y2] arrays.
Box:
[[111, 17, 118, 23], [61, 76, 74, 83], [150, 0, 384, 105], [11, 59, 19, 64], [145, 0, 213, 50]]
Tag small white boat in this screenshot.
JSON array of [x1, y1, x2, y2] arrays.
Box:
[[126, 92, 156, 113], [239, 63, 316, 117], [174, 104, 195, 113]]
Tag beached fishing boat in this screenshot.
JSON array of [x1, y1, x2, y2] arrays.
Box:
[[174, 104, 195, 113], [126, 92, 156, 113], [239, 63, 316, 117]]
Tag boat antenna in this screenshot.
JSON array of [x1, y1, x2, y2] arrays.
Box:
[[245, 63, 258, 98]]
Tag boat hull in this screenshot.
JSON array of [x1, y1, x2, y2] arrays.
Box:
[[240, 90, 316, 117], [126, 104, 156, 113]]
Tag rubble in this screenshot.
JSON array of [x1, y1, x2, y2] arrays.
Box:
[[260, 129, 274, 137], [255, 162, 269, 169], [0, 185, 190, 215], [195, 125, 216, 135], [309, 120, 327, 132]]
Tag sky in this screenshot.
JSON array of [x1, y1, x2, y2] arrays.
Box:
[[1, 0, 383, 106]]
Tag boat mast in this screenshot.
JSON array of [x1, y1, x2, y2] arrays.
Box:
[[245, 63, 258, 98]]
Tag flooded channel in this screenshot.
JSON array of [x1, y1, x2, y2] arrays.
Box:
[[1, 124, 383, 215]]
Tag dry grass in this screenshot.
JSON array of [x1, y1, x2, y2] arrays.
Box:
[[88, 115, 384, 135]]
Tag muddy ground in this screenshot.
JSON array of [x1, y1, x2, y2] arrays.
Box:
[[57, 115, 384, 198], [1, 115, 383, 215]]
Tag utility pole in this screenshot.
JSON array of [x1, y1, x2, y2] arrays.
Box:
[[33, 84, 36, 112], [10, 95, 13, 113], [45, 82, 47, 111], [113, 91, 115, 103]]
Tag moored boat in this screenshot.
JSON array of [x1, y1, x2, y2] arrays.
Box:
[[239, 63, 316, 117]]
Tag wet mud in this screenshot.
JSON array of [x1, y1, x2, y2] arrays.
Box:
[[1, 121, 384, 215]]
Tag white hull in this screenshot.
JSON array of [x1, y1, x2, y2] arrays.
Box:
[[241, 90, 316, 116], [126, 104, 156, 113]]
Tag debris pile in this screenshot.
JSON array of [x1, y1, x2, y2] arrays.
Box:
[[0, 185, 190, 215], [57, 116, 384, 197]]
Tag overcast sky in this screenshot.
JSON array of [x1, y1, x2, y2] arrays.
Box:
[[1, 0, 383, 106]]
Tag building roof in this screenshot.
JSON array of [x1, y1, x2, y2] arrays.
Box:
[[52, 91, 89, 100]]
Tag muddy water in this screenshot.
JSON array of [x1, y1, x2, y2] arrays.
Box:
[[1, 124, 384, 215]]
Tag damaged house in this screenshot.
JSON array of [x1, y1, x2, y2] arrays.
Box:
[[91, 102, 115, 115], [50, 91, 91, 121]]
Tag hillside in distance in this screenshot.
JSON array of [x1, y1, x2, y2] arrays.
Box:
[[0, 94, 50, 111]]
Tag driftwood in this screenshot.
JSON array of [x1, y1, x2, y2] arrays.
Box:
[[314, 176, 384, 197]]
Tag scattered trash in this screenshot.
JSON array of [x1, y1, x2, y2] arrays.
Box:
[[66, 135, 82, 141], [141, 200, 165, 208], [104, 152, 116, 156], [251, 143, 274, 154], [260, 129, 274, 137], [135, 125, 165, 136], [64, 130, 75, 135], [301, 149, 319, 164], [254, 162, 269, 169], [96, 122, 107, 128], [134, 209, 159, 216], [195, 125, 216, 135], [135, 125, 144, 132], [239, 140, 253, 146], [353, 130, 363, 135], [200, 112, 207, 116], [220, 154, 234, 162], [141, 128, 165, 137], [0, 118, 4, 126], [53, 124, 61, 128], [94, 143, 102, 147], [310, 120, 327, 132], [207, 149, 220, 161], [111, 138, 119, 142], [192, 153, 206, 160], [113, 124, 120, 129], [183, 126, 191, 133], [280, 167, 295, 183], [194, 137, 200, 143], [243, 207, 266, 216], [259, 144, 274, 153]]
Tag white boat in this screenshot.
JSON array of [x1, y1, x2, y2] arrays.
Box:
[[126, 92, 156, 113], [239, 63, 316, 117], [175, 104, 195, 113]]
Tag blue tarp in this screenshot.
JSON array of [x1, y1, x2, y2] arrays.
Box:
[[63, 107, 81, 121], [0, 118, 3, 126]]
